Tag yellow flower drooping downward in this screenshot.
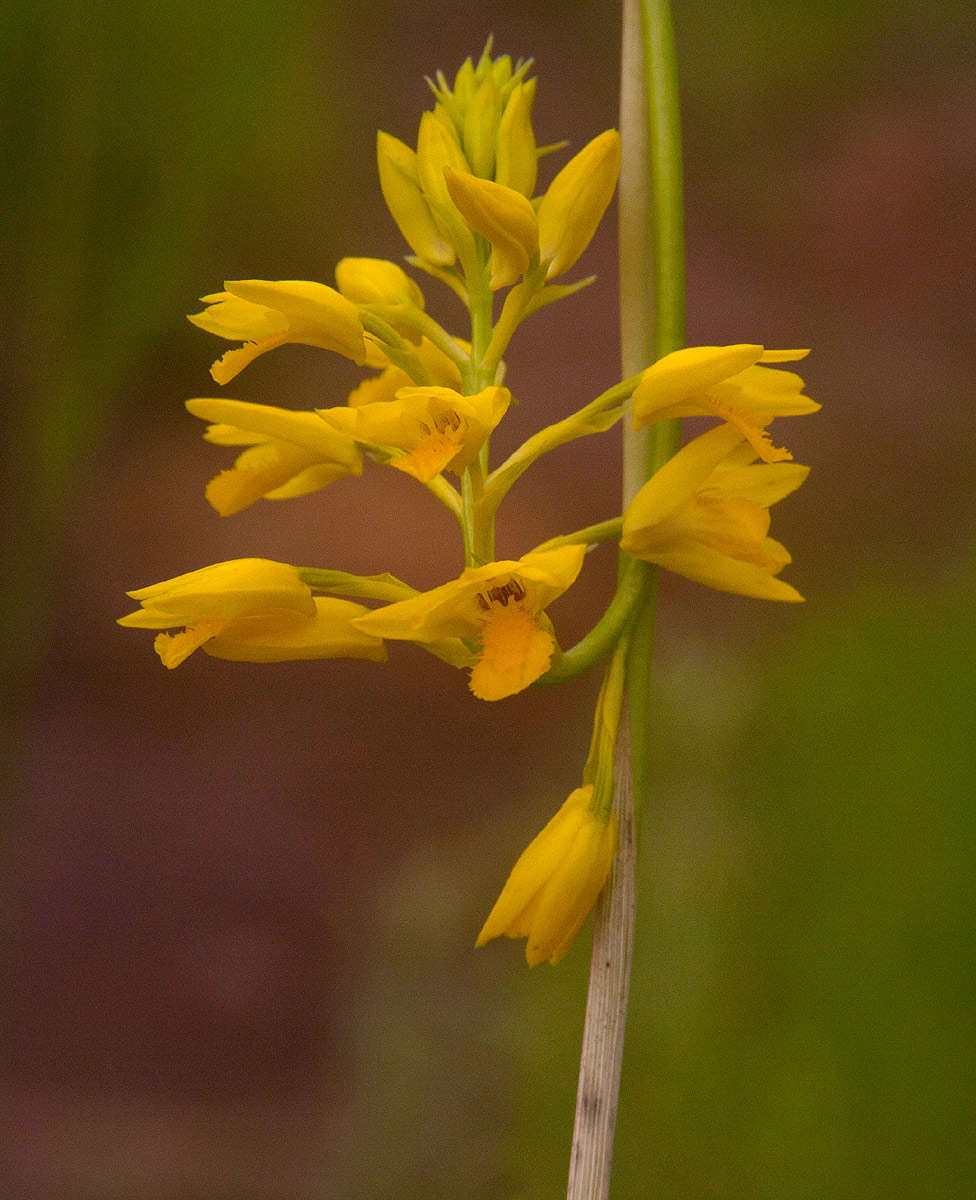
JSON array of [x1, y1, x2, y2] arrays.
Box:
[[351, 545, 586, 699], [185, 398, 364, 516], [118, 558, 386, 668], [476, 785, 618, 965], [317, 385, 510, 482], [620, 423, 809, 602], [632, 344, 819, 463], [188, 279, 368, 384]]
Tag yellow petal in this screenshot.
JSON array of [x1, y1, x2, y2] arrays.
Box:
[[461, 75, 501, 178], [632, 344, 763, 426], [120, 559, 314, 624], [523, 810, 617, 965], [704, 461, 810, 508], [444, 167, 539, 288], [415, 111, 476, 260], [319, 385, 510, 478], [186, 398, 362, 464], [476, 791, 587, 945], [536, 130, 621, 278], [622, 424, 746, 536], [351, 545, 585, 645], [390, 433, 463, 482], [187, 293, 288, 340], [203, 442, 355, 517], [203, 598, 387, 662], [264, 462, 360, 500], [710, 365, 820, 416], [377, 131, 455, 266], [759, 348, 809, 363], [208, 336, 287, 385], [334, 257, 425, 307], [223, 280, 367, 364], [639, 544, 804, 602], [495, 81, 537, 196], [476, 786, 618, 965], [620, 427, 808, 602]]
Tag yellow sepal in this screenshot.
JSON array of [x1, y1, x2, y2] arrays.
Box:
[[536, 130, 621, 279], [377, 131, 455, 267], [444, 168, 539, 289]]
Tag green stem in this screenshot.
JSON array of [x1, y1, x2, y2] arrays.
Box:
[[296, 568, 419, 603], [358, 312, 434, 384], [480, 376, 638, 518], [530, 517, 623, 554], [585, 639, 629, 822], [366, 304, 473, 373], [537, 557, 649, 686], [459, 255, 500, 563], [625, 0, 686, 825], [567, 3, 686, 1198]]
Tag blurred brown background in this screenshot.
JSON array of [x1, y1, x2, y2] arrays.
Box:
[[3, 1, 974, 1196]]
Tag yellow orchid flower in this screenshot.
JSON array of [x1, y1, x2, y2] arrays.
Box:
[[352, 545, 586, 700], [620, 423, 809, 602], [317, 385, 510, 483], [536, 129, 621, 279], [118, 558, 386, 668], [476, 785, 618, 965], [632, 344, 819, 463], [188, 279, 367, 385], [185, 398, 363, 516]]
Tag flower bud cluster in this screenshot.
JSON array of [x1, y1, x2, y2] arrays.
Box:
[[378, 42, 620, 294]]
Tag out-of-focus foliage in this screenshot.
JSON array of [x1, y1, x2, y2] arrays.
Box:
[[507, 569, 976, 1198], [0, 0, 339, 687]]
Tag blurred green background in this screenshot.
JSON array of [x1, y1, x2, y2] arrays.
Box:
[[3, 1, 973, 1197]]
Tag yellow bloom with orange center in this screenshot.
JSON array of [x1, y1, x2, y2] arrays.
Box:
[[317, 385, 510, 483], [118, 559, 386, 668], [185, 398, 363, 516], [620, 423, 809, 602], [476, 785, 618, 965], [351, 545, 586, 699], [188, 279, 367, 385], [632, 344, 819, 463]]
